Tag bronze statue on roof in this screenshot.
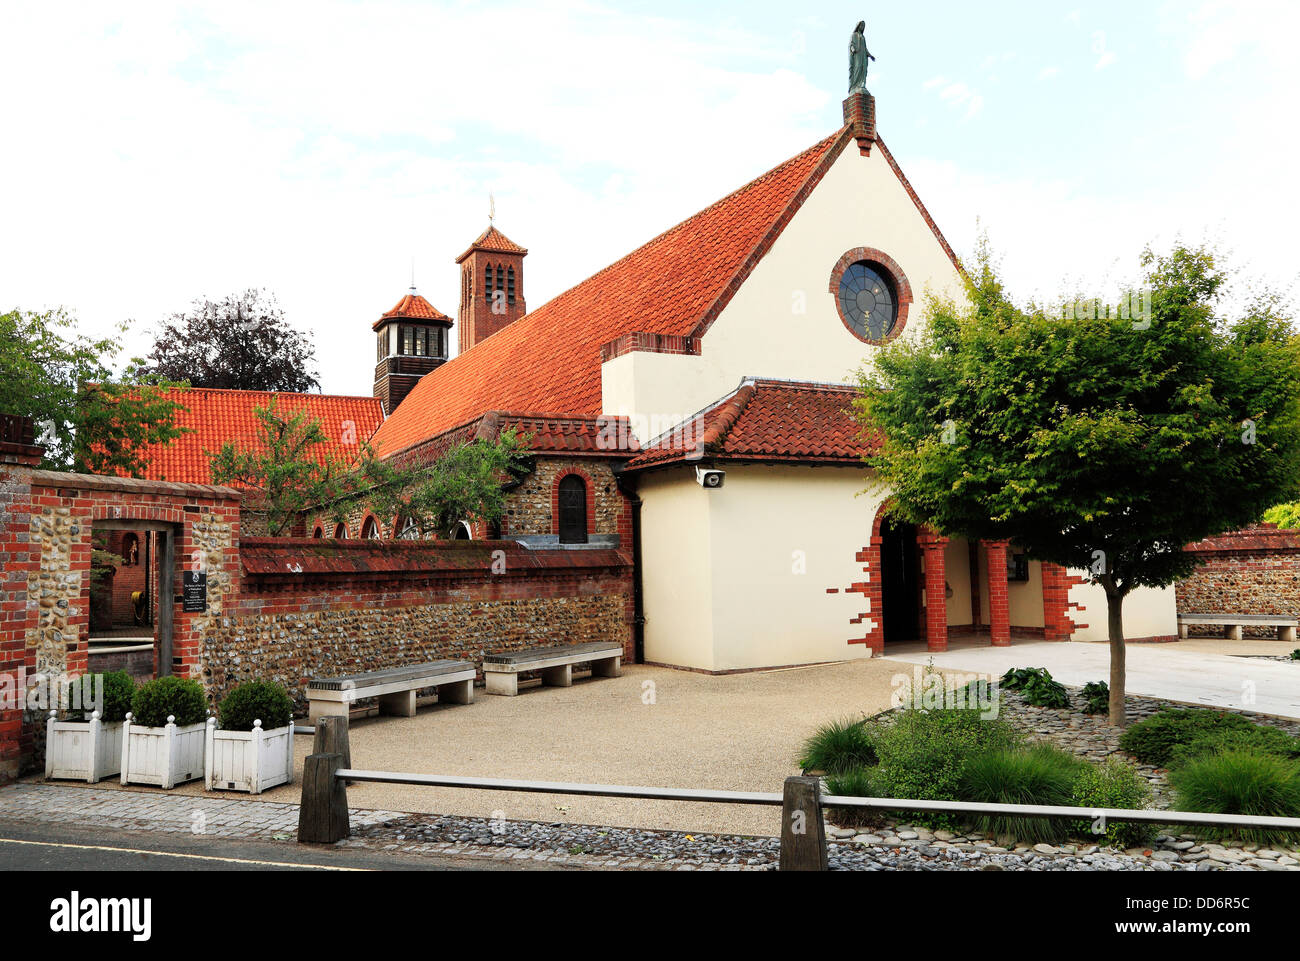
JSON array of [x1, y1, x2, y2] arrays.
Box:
[[849, 20, 875, 92]]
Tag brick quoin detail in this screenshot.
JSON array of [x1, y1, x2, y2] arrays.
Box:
[[828, 247, 914, 346], [1041, 561, 1086, 640], [846, 503, 889, 655], [983, 540, 1011, 647]]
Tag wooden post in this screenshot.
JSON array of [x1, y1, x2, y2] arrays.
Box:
[[298, 753, 350, 844], [779, 776, 827, 871], [157, 528, 175, 676], [313, 714, 351, 783]]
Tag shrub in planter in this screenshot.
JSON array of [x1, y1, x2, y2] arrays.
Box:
[[959, 744, 1086, 844], [871, 707, 1021, 830], [218, 681, 294, 732], [798, 717, 876, 774], [1170, 751, 1300, 845], [1079, 681, 1110, 716], [121, 677, 210, 789], [1070, 757, 1156, 849], [1167, 725, 1300, 769], [206, 681, 296, 794], [130, 676, 208, 728], [823, 768, 879, 829], [46, 671, 136, 782], [1118, 708, 1256, 767]]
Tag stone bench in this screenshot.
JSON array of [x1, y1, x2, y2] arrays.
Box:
[[1178, 613, 1298, 643], [482, 642, 623, 696], [307, 660, 476, 722]]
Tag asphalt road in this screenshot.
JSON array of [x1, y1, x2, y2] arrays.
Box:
[[0, 819, 570, 871]]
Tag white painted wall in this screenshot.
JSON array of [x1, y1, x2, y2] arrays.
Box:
[[1069, 579, 1179, 642], [640, 463, 886, 671], [601, 140, 967, 432]]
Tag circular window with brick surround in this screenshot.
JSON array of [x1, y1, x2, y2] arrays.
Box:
[[828, 248, 912, 345]]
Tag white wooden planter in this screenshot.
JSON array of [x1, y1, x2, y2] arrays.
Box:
[[119, 712, 207, 788], [45, 710, 124, 782], [204, 717, 294, 794]]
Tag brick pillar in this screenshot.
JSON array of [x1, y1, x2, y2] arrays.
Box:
[[984, 540, 1011, 647], [919, 531, 948, 652], [842, 90, 877, 155]]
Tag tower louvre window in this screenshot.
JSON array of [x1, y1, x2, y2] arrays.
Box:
[[401, 325, 414, 355], [484, 264, 493, 300], [507, 267, 516, 304]]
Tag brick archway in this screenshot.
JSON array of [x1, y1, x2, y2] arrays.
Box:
[[849, 501, 948, 654]]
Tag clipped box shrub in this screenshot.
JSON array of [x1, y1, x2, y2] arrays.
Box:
[[1118, 708, 1257, 767], [218, 681, 294, 732], [129, 676, 208, 728], [1070, 757, 1156, 849], [68, 671, 135, 723], [959, 744, 1086, 844], [798, 717, 876, 775], [1170, 751, 1300, 845]]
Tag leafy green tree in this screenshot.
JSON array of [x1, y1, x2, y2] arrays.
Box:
[[1263, 501, 1300, 529], [208, 398, 341, 536], [0, 308, 189, 475], [856, 243, 1300, 725], [144, 289, 320, 393], [348, 430, 533, 540]]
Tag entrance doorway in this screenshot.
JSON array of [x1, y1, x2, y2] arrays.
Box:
[[88, 521, 177, 680], [880, 519, 921, 643]]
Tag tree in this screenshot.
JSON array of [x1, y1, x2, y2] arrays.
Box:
[[208, 399, 341, 536], [0, 308, 190, 475], [856, 242, 1300, 726], [349, 431, 533, 540], [145, 289, 320, 393], [209, 399, 533, 539], [1263, 501, 1300, 529]]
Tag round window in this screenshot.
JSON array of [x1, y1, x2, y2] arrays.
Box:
[[837, 262, 898, 341]]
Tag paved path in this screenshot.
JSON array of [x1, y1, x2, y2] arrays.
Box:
[[884, 640, 1300, 719]]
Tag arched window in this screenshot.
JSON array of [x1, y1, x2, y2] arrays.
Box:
[[361, 517, 380, 539], [557, 475, 588, 545], [453, 522, 472, 540], [312, 525, 324, 539], [333, 523, 348, 539]]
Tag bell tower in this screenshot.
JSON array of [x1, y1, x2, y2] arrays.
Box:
[[372, 287, 453, 415], [455, 224, 528, 353]]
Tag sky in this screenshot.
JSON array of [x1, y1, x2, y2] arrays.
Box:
[[3, 0, 1298, 396]]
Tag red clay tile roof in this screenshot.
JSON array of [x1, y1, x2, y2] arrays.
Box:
[[372, 289, 453, 330], [134, 387, 385, 486], [391, 410, 638, 467], [373, 130, 851, 458], [625, 379, 880, 470], [455, 225, 529, 263]]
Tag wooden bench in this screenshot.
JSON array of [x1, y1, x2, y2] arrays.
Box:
[[1178, 614, 1298, 643], [482, 642, 623, 696], [307, 660, 476, 722]]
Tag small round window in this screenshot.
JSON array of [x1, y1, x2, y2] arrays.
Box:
[[837, 261, 898, 341]]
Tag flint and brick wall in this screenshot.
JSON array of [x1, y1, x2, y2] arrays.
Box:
[[1177, 526, 1300, 638], [205, 539, 634, 710]]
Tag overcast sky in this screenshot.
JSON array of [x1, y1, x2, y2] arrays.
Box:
[[3, 0, 1297, 396]]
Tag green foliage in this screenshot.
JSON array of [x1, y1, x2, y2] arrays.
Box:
[[144, 289, 320, 392], [0, 308, 190, 475], [856, 240, 1300, 723], [959, 744, 1087, 843], [824, 768, 879, 828], [1170, 751, 1300, 845], [129, 677, 208, 728], [1070, 757, 1157, 849], [348, 429, 533, 540], [68, 671, 135, 723], [209, 398, 344, 536], [1118, 709, 1258, 767], [871, 707, 1021, 829], [1263, 501, 1300, 530], [999, 667, 1070, 708], [798, 717, 877, 774], [1291, 649, 1300, 661], [218, 681, 294, 732], [1167, 725, 1300, 769], [1080, 681, 1110, 715]]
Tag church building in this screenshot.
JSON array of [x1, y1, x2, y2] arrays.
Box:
[[132, 82, 1180, 672]]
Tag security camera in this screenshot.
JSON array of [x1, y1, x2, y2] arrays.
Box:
[[695, 466, 725, 489]]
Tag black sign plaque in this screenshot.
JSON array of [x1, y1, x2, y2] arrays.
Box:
[[182, 571, 207, 613]]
